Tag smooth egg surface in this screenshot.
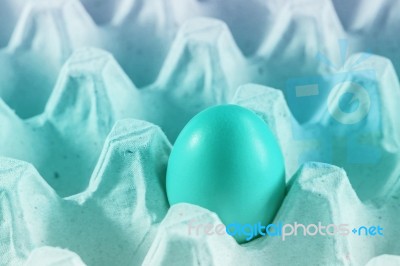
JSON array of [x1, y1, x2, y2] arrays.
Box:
[[166, 104, 286, 242]]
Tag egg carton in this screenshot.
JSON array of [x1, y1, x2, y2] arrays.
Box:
[[1, 0, 400, 120], [0, 0, 374, 120], [1, 0, 400, 265], [2, 79, 400, 266]]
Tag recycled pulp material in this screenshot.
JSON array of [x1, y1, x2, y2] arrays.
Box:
[[1, 0, 400, 265]]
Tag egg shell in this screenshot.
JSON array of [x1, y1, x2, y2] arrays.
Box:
[[166, 104, 286, 243]]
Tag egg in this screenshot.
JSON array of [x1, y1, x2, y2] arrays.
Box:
[[166, 104, 286, 243]]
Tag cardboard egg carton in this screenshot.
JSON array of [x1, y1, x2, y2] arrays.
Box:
[[143, 163, 400, 265], [0, 18, 248, 197], [1, 76, 399, 266], [0, 0, 347, 119], [1, 0, 400, 265], [2, 78, 399, 265]]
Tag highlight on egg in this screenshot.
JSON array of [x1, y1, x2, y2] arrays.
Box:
[[166, 104, 286, 243]]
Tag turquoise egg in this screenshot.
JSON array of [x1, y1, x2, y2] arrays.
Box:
[[166, 104, 286, 243]]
